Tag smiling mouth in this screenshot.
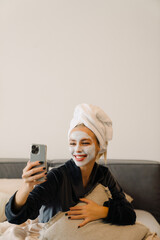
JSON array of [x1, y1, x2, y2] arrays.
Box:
[[74, 155, 87, 161]]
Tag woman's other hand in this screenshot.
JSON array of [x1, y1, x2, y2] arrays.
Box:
[[66, 198, 109, 228]]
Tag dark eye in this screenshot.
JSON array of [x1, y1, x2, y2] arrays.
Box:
[[82, 142, 90, 145], [70, 142, 76, 146]]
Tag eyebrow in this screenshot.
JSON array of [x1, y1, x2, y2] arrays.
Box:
[[81, 139, 91, 141], [69, 138, 91, 141]]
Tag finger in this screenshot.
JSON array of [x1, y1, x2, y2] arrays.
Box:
[[29, 171, 47, 181], [32, 180, 47, 186], [70, 206, 83, 211], [22, 166, 46, 178], [24, 161, 43, 173], [68, 215, 85, 220], [24, 171, 47, 183], [67, 210, 82, 216], [35, 179, 47, 185], [78, 219, 89, 228], [79, 198, 92, 204]]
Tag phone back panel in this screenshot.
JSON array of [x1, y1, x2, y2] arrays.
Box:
[[30, 144, 47, 163], [30, 144, 47, 180]]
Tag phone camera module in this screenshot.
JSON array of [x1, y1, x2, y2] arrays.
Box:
[[31, 145, 39, 154]]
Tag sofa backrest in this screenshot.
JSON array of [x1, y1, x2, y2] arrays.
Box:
[[106, 159, 160, 224]]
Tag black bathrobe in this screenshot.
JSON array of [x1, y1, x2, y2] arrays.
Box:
[[5, 159, 136, 225]]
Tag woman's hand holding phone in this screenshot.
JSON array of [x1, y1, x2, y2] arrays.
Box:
[[13, 160, 47, 212], [13, 144, 47, 212], [22, 160, 47, 193]]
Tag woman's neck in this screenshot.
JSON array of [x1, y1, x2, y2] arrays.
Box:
[[80, 159, 95, 187]]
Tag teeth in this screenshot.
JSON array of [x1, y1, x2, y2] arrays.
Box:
[[75, 156, 86, 159]]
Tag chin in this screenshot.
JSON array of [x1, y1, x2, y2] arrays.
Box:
[[73, 158, 87, 167], [73, 157, 95, 167]]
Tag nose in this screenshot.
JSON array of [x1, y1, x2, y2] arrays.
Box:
[[75, 143, 82, 153]]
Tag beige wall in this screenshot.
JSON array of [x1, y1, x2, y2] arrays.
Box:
[[0, 0, 160, 161]]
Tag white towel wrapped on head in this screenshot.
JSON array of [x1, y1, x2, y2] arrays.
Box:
[[68, 103, 113, 154]]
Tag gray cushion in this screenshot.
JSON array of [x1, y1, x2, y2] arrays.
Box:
[[40, 184, 150, 240]]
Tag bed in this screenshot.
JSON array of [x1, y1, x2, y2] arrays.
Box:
[[0, 158, 160, 240]]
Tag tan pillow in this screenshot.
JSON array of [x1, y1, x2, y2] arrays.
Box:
[[0, 179, 23, 222], [40, 184, 149, 240], [125, 192, 133, 203], [0, 179, 23, 195], [104, 186, 133, 203], [0, 192, 10, 222]]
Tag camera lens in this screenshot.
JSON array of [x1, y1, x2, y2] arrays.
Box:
[[35, 146, 39, 154], [31, 145, 39, 154]]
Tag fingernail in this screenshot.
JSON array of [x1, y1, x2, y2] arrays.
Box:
[[45, 172, 47, 175], [65, 213, 68, 216], [68, 217, 71, 219], [43, 167, 46, 170], [39, 161, 44, 164], [78, 226, 80, 228]]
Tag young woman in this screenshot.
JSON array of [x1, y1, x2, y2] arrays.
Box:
[[5, 103, 136, 228]]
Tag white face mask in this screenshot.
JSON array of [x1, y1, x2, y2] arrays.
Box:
[[69, 131, 96, 167]]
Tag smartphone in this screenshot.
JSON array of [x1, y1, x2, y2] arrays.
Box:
[[30, 144, 47, 181]]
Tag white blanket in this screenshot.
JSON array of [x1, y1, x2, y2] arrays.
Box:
[[0, 219, 44, 240], [0, 219, 159, 240]]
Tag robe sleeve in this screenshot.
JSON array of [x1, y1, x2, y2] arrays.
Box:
[[5, 168, 61, 225], [102, 168, 136, 225]]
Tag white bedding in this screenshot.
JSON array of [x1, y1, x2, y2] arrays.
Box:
[[0, 215, 159, 240], [0, 218, 43, 240], [135, 210, 160, 237]]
